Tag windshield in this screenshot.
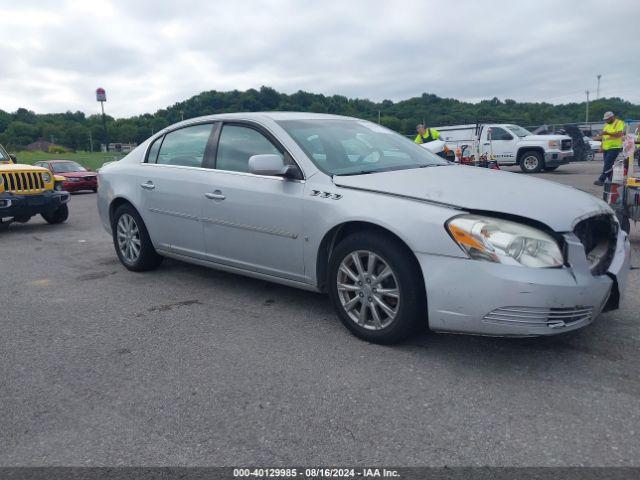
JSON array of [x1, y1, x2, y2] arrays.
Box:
[[277, 119, 448, 175], [52, 161, 86, 173], [0, 145, 8, 161], [506, 125, 532, 137]]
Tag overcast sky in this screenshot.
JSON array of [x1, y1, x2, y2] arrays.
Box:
[[1, 0, 639, 118]]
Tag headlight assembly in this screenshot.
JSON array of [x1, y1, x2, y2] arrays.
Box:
[[446, 214, 564, 268], [548, 140, 560, 149], [41, 172, 52, 183]]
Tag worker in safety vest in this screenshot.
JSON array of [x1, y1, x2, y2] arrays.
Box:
[[594, 111, 625, 185], [414, 124, 440, 144]]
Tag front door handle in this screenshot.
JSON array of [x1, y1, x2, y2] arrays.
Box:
[[140, 181, 155, 190], [205, 191, 225, 200]]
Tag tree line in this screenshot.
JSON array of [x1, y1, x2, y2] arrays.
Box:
[[1, 86, 639, 150]]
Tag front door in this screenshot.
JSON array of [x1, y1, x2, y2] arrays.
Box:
[[140, 122, 216, 257], [201, 123, 307, 282], [483, 126, 516, 164]]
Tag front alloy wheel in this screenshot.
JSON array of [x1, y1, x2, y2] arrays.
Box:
[[337, 250, 400, 330], [328, 232, 426, 344]]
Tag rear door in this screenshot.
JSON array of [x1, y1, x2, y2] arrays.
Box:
[[139, 122, 217, 257]]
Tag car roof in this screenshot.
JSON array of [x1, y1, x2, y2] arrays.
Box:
[[47, 159, 77, 163], [200, 111, 354, 121], [163, 111, 361, 132]]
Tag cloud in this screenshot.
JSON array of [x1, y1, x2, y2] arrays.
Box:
[[1, 0, 638, 117]]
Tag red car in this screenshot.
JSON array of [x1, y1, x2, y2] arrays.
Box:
[[34, 160, 98, 192]]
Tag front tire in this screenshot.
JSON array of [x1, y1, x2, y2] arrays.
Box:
[[328, 231, 426, 344], [112, 204, 163, 272], [519, 151, 544, 173], [41, 204, 68, 224]]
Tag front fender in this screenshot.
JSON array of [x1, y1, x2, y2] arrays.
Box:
[[302, 181, 467, 287]]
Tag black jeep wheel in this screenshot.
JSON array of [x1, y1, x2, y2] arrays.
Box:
[[41, 204, 69, 224]]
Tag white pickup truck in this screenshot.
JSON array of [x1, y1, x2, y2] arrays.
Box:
[[434, 123, 574, 173]]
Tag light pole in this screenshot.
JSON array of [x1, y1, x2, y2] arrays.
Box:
[[585, 90, 590, 124], [596, 74, 602, 99]]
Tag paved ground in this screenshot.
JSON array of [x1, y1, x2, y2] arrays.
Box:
[[1, 161, 638, 466]]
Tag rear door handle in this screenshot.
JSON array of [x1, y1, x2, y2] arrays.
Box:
[[205, 191, 225, 200], [140, 181, 155, 190]]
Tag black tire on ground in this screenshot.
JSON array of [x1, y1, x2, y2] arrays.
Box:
[[13, 215, 32, 223], [519, 151, 545, 173], [327, 231, 426, 344], [41, 204, 68, 224], [111, 203, 163, 272]]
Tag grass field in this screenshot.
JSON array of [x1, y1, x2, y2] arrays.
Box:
[[9, 151, 125, 170]]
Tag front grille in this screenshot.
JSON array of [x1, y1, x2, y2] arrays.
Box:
[[483, 306, 593, 328], [1, 171, 46, 194], [573, 214, 617, 275], [561, 139, 572, 150]]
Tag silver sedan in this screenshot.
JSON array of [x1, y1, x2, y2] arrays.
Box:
[[97, 112, 631, 344]]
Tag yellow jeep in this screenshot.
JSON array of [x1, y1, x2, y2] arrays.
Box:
[[0, 144, 70, 225]]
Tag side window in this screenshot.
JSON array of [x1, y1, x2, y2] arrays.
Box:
[[156, 123, 213, 168], [216, 125, 282, 173], [146, 136, 163, 164], [489, 127, 513, 141]]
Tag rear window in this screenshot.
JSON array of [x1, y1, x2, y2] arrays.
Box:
[[156, 124, 213, 168]]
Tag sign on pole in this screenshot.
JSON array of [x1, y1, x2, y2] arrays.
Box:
[[96, 87, 107, 102]]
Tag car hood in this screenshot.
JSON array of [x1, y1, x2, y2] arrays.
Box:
[[332, 165, 611, 232]]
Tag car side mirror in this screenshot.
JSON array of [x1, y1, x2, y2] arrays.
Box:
[[9, 154, 17, 163], [248, 154, 296, 178]]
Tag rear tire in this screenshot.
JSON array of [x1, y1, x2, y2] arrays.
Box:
[[519, 151, 544, 173], [41, 204, 68, 224], [112, 204, 163, 272], [327, 231, 426, 344]]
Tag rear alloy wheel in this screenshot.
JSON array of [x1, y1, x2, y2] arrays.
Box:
[[112, 204, 163, 271], [41, 204, 68, 224], [328, 232, 425, 344], [519, 151, 544, 173]]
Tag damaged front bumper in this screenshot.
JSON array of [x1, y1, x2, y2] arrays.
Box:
[[416, 228, 631, 337]]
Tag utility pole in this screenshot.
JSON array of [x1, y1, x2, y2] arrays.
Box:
[[596, 74, 602, 99], [585, 90, 590, 123], [377, 110, 381, 124]]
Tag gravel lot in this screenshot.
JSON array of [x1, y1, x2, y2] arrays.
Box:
[[1, 160, 638, 466]]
